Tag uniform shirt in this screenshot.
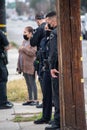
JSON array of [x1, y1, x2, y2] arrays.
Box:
[[49, 28, 58, 70], [0, 30, 9, 52], [30, 22, 46, 49]]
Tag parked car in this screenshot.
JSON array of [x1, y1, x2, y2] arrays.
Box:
[[84, 14, 87, 39], [81, 14, 87, 40], [18, 16, 28, 21]]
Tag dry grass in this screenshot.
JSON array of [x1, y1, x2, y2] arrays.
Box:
[[7, 78, 42, 102]]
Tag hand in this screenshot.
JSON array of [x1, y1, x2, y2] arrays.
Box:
[[19, 46, 23, 49], [19, 46, 24, 52], [45, 24, 51, 31], [50, 69, 59, 78], [16, 68, 21, 74]]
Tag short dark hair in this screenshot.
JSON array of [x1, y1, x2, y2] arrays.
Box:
[[46, 11, 56, 18], [35, 12, 44, 20]]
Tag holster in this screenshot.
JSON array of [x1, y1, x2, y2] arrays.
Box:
[[0, 52, 8, 65]]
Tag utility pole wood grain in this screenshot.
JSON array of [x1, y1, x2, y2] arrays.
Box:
[[56, 0, 86, 129]]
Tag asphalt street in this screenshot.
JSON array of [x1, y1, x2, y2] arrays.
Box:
[[82, 40, 87, 104]]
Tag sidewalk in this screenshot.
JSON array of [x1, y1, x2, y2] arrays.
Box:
[[0, 103, 48, 130], [0, 103, 87, 130]]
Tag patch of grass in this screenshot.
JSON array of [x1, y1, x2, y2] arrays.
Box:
[[13, 113, 42, 122], [10, 41, 19, 49], [7, 78, 42, 102], [12, 112, 54, 122]]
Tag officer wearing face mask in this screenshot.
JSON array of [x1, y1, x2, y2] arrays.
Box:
[[45, 11, 60, 130], [33, 23, 53, 124]]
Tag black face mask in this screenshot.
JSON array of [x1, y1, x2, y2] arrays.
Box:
[[23, 35, 29, 40], [48, 24, 54, 30], [45, 30, 51, 37]]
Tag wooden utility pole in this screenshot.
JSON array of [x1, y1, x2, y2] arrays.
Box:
[[56, 0, 86, 130], [0, 0, 6, 33]]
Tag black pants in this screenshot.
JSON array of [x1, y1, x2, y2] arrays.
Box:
[[42, 70, 52, 120], [0, 62, 8, 105], [38, 63, 44, 95], [52, 77, 60, 126]]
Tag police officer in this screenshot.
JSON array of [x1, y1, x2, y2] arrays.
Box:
[[30, 12, 46, 108], [34, 26, 52, 124], [0, 30, 13, 109], [30, 12, 46, 49], [45, 11, 60, 130]]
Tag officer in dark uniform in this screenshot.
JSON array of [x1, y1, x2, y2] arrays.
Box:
[[30, 12, 46, 49], [30, 12, 46, 108], [0, 30, 13, 109], [45, 11, 60, 130], [34, 28, 52, 124]]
